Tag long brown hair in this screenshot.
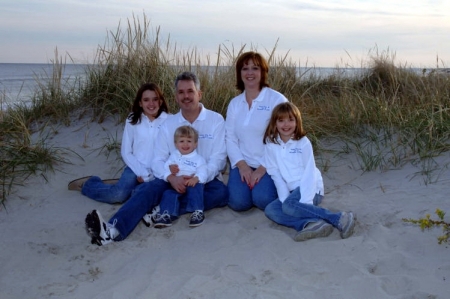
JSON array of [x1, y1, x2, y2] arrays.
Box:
[[128, 83, 169, 125], [235, 51, 270, 92], [263, 102, 306, 145]]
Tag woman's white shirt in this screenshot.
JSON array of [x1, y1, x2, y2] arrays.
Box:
[[226, 87, 287, 168], [264, 136, 324, 204], [121, 112, 168, 182]]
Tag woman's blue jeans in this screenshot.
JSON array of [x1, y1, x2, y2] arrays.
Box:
[[81, 166, 139, 204], [227, 167, 277, 211], [264, 187, 341, 231]]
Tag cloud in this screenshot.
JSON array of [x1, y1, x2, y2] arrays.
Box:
[[0, 0, 449, 66]]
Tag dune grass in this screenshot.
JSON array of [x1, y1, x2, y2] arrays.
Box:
[[1, 13, 449, 205]]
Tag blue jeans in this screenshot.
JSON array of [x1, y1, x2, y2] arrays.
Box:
[[110, 177, 228, 241], [160, 183, 204, 217], [81, 166, 139, 204], [227, 167, 277, 211], [264, 188, 341, 231]]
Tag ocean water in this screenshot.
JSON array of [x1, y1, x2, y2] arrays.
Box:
[[1, 63, 399, 111], [0, 63, 87, 108]]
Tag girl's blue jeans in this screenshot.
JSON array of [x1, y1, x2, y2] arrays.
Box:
[[81, 166, 139, 204], [264, 187, 342, 231]]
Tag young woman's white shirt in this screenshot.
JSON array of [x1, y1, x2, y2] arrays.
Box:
[[121, 112, 169, 182], [153, 104, 227, 183], [163, 149, 208, 184], [226, 87, 288, 168], [264, 136, 324, 204]]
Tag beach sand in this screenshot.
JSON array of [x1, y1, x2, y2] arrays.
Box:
[[0, 116, 449, 299]]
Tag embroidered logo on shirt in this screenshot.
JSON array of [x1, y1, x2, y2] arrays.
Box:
[[257, 105, 270, 111], [199, 134, 213, 139], [183, 160, 197, 167], [289, 148, 302, 154]]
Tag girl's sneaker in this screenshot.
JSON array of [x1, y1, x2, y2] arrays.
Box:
[[294, 220, 333, 242], [338, 211, 356, 239]]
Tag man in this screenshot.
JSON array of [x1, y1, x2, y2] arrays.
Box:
[[85, 72, 229, 246]]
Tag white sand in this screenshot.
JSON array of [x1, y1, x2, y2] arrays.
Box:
[[1, 116, 449, 299]]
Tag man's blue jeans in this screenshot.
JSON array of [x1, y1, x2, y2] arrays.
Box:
[[81, 166, 138, 204], [110, 177, 228, 241], [264, 187, 341, 231], [159, 183, 205, 217], [227, 167, 277, 211]]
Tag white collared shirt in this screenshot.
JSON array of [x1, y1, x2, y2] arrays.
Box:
[[121, 112, 168, 182], [263, 136, 324, 204], [163, 149, 208, 183], [153, 104, 227, 182], [226, 87, 288, 168]]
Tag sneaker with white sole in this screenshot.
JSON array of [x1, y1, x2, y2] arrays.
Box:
[[153, 211, 173, 228], [85, 210, 119, 246], [189, 210, 205, 227], [142, 206, 160, 227], [338, 211, 356, 239], [293, 220, 334, 242]]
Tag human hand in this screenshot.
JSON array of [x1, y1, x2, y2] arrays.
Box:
[[236, 161, 253, 187], [249, 166, 266, 189], [169, 164, 179, 175], [167, 174, 187, 193], [185, 176, 199, 187], [137, 176, 145, 183]]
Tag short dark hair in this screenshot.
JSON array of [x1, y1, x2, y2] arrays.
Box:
[[175, 71, 200, 91]]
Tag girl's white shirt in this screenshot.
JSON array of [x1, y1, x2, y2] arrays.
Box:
[[226, 87, 288, 168], [163, 149, 208, 183], [264, 136, 324, 204], [121, 112, 169, 182]]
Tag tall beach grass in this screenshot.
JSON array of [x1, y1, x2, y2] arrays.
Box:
[[1, 13, 449, 205]]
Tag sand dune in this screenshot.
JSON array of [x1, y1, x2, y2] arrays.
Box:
[[1, 116, 449, 299]]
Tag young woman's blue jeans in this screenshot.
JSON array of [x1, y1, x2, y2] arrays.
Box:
[[264, 187, 342, 231], [110, 177, 229, 241], [227, 167, 278, 211], [81, 166, 139, 204], [159, 183, 205, 217]]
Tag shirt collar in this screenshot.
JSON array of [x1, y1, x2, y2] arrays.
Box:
[[176, 149, 198, 158], [242, 87, 267, 103], [276, 135, 295, 145], [176, 103, 206, 123]]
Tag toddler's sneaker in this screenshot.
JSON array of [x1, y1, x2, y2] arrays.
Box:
[[294, 220, 333, 242], [153, 211, 173, 228], [142, 206, 160, 227], [189, 210, 204, 227], [85, 210, 118, 246], [338, 211, 356, 239]]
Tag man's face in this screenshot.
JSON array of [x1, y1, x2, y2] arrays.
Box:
[[175, 80, 202, 112]]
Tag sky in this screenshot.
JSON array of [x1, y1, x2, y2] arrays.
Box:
[[1, 0, 449, 67]]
